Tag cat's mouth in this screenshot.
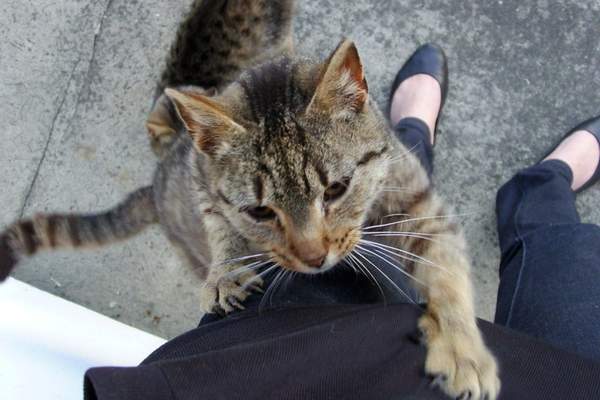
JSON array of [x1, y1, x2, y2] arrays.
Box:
[[271, 252, 338, 274], [270, 229, 360, 274]]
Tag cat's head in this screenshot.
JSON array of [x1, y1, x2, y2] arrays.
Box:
[[166, 40, 391, 273]]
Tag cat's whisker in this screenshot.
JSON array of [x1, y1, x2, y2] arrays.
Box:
[[362, 230, 449, 245], [362, 212, 474, 231], [260, 269, 286, 311], [258, 272, 277, 311], [367, 232, 446, 246], [381, 213, 411, 219], [381, 187, 422, 194], [359, 238, 439, 268], [221, 261, 261, 279], [222, 259, 273, 279], [368, 213, 410, 231], [359, 239, 453, 275], [347, 252, 386, 303], [282, 270, 296, 291], [239, 264, 278, 290], [269, 270, 287, 307], [348, 254, 378, 287], [218, 252, 267, 266], [386, 144, 418, 164], [362, 230, 448, 237], [343, 259, 359, 274], [353, 249, 415, 304], [381, 189, 419, 194], [355, 244, 426, 287]]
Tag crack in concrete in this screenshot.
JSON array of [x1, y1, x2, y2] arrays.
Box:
[[62, 0, 115, 143], [18, 0, 115, 217], [18, 59, 81, 218]]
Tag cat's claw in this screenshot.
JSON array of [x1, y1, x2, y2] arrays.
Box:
[[455, 391, 472, 400], [226, 295, 245, 310], [211, 304, 227, 316], [429, 374, 447, 389], [248, 284, 265, 294], [420, 314, 500, 400], [200, 269, 263, 314]]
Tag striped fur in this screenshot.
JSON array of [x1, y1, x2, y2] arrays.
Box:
[[0, 187, 156, 280], [147, 0, 295, 158], [157, 0, 293, 94]]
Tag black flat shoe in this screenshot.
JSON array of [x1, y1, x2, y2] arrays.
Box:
[[540, 116, 600, 193], [388, 43, 448, 144]]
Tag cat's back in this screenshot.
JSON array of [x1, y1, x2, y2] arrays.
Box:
[[158, 0, 294, 95]]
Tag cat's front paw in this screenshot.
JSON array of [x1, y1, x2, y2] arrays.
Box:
[[420, 314, 500, 400], [199, 267, 264, 315]]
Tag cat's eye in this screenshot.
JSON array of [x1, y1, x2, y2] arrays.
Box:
[[324, 177, 351, 203], [244, 206, 277, 221]]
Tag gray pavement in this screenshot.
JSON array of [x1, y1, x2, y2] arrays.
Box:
[[2, 0, 600, 339]]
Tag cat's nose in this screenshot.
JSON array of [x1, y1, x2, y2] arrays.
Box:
[[305, 254, 326, 269], [289, 237, 328, 269]]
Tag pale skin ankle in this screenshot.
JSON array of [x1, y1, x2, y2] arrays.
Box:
[[543, 130, 600, 191], [389, 74, 441, 145]]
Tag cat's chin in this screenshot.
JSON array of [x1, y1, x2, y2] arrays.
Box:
[[286, 264, 336, 275], [282, 253, 341, 275]]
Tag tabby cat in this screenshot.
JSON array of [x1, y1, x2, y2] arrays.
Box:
[[0, 0, 499, 398]]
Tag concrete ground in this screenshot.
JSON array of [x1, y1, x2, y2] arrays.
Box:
[[2, 0, 600, 339]]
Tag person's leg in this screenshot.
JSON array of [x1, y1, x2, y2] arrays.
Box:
[[390, 74, 440, 177], [393, 118, 434, 177], [495, 128, 600, 360], [495, 160, 580, 259]]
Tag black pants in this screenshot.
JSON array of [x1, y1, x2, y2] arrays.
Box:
[[495, 159, 600, 360]]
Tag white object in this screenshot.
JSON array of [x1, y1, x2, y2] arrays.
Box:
[[0, 278, 166, 399]]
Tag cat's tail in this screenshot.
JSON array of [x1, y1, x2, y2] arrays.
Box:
[[157, 0, 295, 94], [0, 186, 157, 281]]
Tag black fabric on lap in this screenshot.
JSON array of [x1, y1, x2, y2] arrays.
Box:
[[85, 304, 600, 400]]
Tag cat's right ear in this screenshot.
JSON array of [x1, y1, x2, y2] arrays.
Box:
[[307, 39, 369, 119], [165, 88, 245, 156]]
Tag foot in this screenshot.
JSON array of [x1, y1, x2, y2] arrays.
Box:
[[199, 265, 264, 314], [420, 313, 501, 399], [543, 130, 600, 191], [389, 74, 442, 145]]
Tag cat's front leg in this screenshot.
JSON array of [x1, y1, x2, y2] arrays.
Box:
[[406, 195, 499, 399], [200, 264, 264, 314], [370, 180, 500, 399], [200, 214, 265, 314]]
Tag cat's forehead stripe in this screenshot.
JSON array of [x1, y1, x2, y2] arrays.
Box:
[[314, 162, 328, 186], [217, 190, 232, 205], [241, 59, 298, 127], [357, 145, 389, 166], [253, 175, 263, 203], [301, 155, 311, 195]]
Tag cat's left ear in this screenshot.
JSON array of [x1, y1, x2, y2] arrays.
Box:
[[165, 88, 245, 156], [307, 39, 369, 118]]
